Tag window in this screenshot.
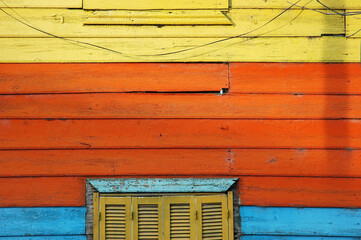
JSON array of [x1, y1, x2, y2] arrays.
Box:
[[93, 193, 234, 240]]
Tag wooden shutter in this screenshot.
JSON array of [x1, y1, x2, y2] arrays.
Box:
[[133, 197, 163, 240], [196, 195, 228, 240], [164, 196, 196, 240], [99, 196, 132, 240]]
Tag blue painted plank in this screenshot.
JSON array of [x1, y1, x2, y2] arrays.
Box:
[[0, 207, 86, 237], [240, 207, 361, 237], [89, 178, 237, 193], [0, 236, 86, 240], [241, 236, 361, 240]]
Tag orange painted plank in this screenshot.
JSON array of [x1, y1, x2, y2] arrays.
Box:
[[239, 176, 361, 208], [0, 149, 231, 177], [2, 94, 361, 119], [0, 177, 85, 207], [230, 63, 361, 94], [1, 119, 361, 149], [231, 149, 361, 177], [0, 63, 228, 94]]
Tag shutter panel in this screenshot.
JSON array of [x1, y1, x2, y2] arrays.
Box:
[[99, 196, 132, 240], [133, 197, 163, 240], [196, 195, 228, 240], [164, 196, 196, 240]]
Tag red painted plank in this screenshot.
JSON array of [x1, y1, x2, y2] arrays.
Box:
[[231, 149, 361, 177], [239, 176, 361, 208], [1, 119, 361, 149], [0, 177, 85, 207], [1, 149, 360, 177], [2, 93, 361, 119], [230, 63, 361, 94], [0, 149, 231, 177], [0, 63, 228, 94]]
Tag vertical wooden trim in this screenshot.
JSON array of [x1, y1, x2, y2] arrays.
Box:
[[93, 192, 99, 240], [99, 197, 106, 240], [228, 191, 234, 240]]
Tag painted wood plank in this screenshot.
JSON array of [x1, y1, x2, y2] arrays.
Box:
[[232, 0, 361, 9], [0, 177, 85, 207], [1, 149, 361, 178], [83, 0, 228, 10], [231, 149, 361, 177], [346, 13, 361, 38], [241, 236, 361, 240], [0, 149, 231, 177], [0, 207, 85, 236], [0, 237, 86, 240], [89, 178, 237, 193], [3, 93, 361, 119], [0, 0, 81, 8], [229, 63, 361, 94], [0, 9, 343, 38], [239, 177, 361, 208], [1, 119, 361, 149], [0, 37, 358, 63], [0, 63, 227, 94], [240, 206, 361, 237]]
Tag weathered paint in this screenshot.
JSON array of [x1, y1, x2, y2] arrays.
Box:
[[0, 237, 86, 240], [88, 178, 237, 193], [0, 207, 86, 236], [229, 63, 361, 94], [4, 94, 361, 119], [240, 207, 361, 237], [241, 236, 361, 240], [2, 119, 361, 149], [0, 63, 228, 94]]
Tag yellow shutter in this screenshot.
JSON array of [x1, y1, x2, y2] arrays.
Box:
[[83, 0, 228, 10], [133, 197, 163, 240], [99, 196, 132, 240], [164, 196, 196, 240], [196, 195, 228, 240]]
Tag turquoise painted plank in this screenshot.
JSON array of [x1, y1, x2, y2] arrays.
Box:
[[241, 236, 361, 240], [89, 178, 237, 193], [0, 207, 86, 237], [240, 207, 361, 237], [0, 237, 86, 240]]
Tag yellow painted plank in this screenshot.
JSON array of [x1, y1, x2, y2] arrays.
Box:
[[83, 0, 228, 10], [232, 0, 361, 9], [0, 8, 344, 37], [0, 0, 81, 8], [346, 11, 361, 37], [0, 37, 358, 62], [93, 192, 99, 240]]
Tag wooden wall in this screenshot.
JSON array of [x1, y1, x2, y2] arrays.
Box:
[[1, 63, 361, 239]]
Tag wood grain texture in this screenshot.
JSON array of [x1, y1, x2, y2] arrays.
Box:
[[0, 37, 358, 63], [241, 237, 361, 240], [346, 13, 361, 38], [0, 9, 343, 38], [0, 207, 86, 236], [231, 149, 361, 177], [229, 63, 361, 94], [0, 63, 227, 94], [240, 206, 361, 237], [0, 149, 231, 177], [0, 0, 81, 8], [1, 149, 361, 177], [88, 178, 237, 193], [239, 177, 361, 207], [232, 0, 361, 9], [0, 177, 85, 207], [3, 93, 361, 119], [0, 237, 86, 240], [1, 119, 361, 149]]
